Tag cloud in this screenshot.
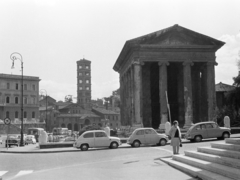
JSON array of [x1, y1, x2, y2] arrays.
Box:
[[215, 32, 240, 85]]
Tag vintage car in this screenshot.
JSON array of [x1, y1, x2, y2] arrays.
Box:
[[185, 121, 231, 142], [25, 135, 37, 144], [74, 130, 121, 151], [127, 128, 169, 147], [5, 135, 20, 147]]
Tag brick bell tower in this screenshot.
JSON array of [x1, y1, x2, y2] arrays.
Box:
[[76, 58, 91, 109]]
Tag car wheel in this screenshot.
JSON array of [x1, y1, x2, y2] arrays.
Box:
[[132, 140, 140, 148], [110, 142, 118, 149], [80, 144, 89, 151], [222, 132, 230, 139], [194, 135, 202, 142], [159, 139, 167, 146]]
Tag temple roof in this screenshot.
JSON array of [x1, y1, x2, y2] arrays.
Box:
[[113, 24, 225, 71], [127, 24, 225, 46], [215, 82, 235, 92]]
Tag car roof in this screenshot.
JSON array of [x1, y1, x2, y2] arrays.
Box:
[[83, 130, 105, 133], [134, 128, 154, 130], [193, 121, 216, 126]]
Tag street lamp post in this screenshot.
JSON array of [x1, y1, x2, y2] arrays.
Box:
[[10, 52, 24, 146], [40, 89, 48, 132]]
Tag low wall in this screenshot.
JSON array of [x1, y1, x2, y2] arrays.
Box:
[[39, 142, 74, 149]]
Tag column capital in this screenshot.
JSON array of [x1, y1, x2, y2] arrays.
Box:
[[183, 61, 194, 66], [207, 61, 218, 66], [158, 61, 169, 66], [132, 58, 144, 66]]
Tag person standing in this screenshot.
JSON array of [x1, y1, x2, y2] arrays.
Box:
[[104, 122, 110, 137], [169, 120, 182, 155]]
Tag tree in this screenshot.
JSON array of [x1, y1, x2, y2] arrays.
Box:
[[224, 50, 240, 126], [65, 95, 73, 103]]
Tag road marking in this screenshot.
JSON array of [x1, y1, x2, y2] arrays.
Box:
[[0, 171, 8, 176], [15, 170, 33, 177], [152, 147, 173, 153]]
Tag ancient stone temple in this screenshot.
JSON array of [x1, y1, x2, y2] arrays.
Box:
[[113, 24, 225, 129]]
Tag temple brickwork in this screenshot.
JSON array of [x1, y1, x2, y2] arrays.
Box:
[[113, 24, 225, 129]]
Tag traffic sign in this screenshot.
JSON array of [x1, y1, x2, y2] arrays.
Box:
[[4, 118, 11, 125]]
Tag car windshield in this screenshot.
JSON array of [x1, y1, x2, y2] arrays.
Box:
[[8, 135, 18, 139]]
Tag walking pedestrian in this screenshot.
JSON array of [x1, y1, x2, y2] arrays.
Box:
[[169, 120, 182, 155]]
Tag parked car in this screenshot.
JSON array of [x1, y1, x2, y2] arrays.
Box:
[[78, 125, 101, 136], [74, 130, 122, 151], [127, 128, 169, 147], [185, 121, 231, 142], [5, 135, 20, 147], [25, 135, 37, 144]]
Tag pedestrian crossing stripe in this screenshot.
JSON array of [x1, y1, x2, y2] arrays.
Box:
[[0, 171, 7, 176], [15, 170, 33, 177]]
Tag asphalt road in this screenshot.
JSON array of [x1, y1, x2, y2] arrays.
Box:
[[0, 138, 232, 180]]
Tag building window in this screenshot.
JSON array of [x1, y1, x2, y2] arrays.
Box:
[[16, 83, 18, 90], [86, 72, 89, 76], [79, 65, 82, 69], [32, 112, 35, 118], [6, 111, 9, 118], [79, 72, 83, 76], [15, 97, 18, 104], [24, 111, 27, 118], [6, 96, 10, 103], [7, 83, 10, 89], [24, 97, 27, 104], [86, 87, 89, 90], [24, 84, 27, 90], [32, 97, 36, 104], [79, 80, 82, 83], [15, 111, 18, 118], [86, 65, 89, 69], [32, 84, 36, 91], [79, 86, 83, 90], [86, 80, 89, 84]]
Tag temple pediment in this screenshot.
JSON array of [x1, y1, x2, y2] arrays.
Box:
[[128, 24, 224, 47]]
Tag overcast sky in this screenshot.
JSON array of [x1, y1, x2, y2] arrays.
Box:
[[0, 0, 240, 102]]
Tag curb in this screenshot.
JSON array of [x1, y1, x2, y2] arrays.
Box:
[[0, 144, 131, 154]]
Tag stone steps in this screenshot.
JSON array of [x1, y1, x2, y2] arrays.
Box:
[[198, 147, 240, 159], [226, 138, 240, 145], [161, 138, 240, 180], [185, 150, 240, 169], [161, 157, 233, 180], [211, 142, 240, 152], [172, 155, 240, 180]]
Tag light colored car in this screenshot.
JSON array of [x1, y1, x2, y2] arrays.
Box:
[[127, 128, 169, 147], [25, 135, 37, 144], [185, 121, 231, 142], [74, 130, 122, 151], [5, 135, 20, 147]]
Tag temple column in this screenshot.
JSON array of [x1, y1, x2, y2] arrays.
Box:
[[130, 66, 134, 125], [183, 61, 194, 128], [123, 74, 127, 125], [120, 75, 124, 125], [133, 59, 142, 126], [127, 70, 131, 125], [158, 61, 169, 129], [207, 61, 217, 121]]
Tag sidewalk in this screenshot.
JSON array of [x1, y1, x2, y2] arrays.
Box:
[[0, 134, 239, 154], [0, 143, 131, 153]]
